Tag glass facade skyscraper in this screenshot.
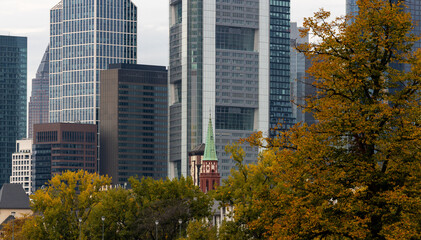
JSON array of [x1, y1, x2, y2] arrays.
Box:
[[168, 0, 291, 179], [346, 0, 359, 17], [0, 35, 27, 188], [400, 0, 421, 60], [100, 64, 168, 184], [49, 0, 137, 124], [270, 0, 293, 131], [28, 46, 50, 139]]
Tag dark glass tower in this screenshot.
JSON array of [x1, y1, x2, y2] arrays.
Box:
[[100, 64, 168, 184], [270, 0, 294, 131], [0, 35, 27, 188], [28, 46, 50, 139]]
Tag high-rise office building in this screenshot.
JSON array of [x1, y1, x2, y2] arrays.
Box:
[[269, 1, 294, 132], [290, 22, 316, 126], [346, 0, 359, 17], [100, 64, 168, 184], [10, 139, 33, 195], [0, 35, 27, 188], [28, 46, 50, 139], [49, 0, 137, 124], [168, 0, 291, 179], [398, 0, 421, 56], [32, 123, 97, 191]]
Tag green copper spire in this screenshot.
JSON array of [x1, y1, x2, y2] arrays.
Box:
[[203, 117, 218, 161]]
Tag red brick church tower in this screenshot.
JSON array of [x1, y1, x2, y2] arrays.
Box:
[[200, 118, 220, 193], [189, 117, 221, 193]]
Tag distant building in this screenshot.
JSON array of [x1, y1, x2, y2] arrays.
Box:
[[168, 0, 292, 180], [0, 35, 27, 188], [346, 0, 359, 18], [403, 0, 421, 51], [100, 64, 168, 184], [10, 139, 33, 195], [49, 0, 137, 124], [189, 118, 220, 193], [0, 184, 31, 225], [189, 143, 205, 187], [32, 123, 97, 192], [28, 46, 49, 139], [290, 22, 316, 125]]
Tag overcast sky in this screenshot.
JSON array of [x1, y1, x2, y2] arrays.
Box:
[[0, 0, 345, 99]]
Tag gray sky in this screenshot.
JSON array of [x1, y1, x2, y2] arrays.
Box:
[[0, 0, 345, 100]]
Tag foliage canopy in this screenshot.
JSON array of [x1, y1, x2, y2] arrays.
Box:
[[20, 171, 212, 240], [216, 0, 421, 239]]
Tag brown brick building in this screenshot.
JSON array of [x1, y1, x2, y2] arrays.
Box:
[[32, 123, 97, 191], [100, 64, 168, 184]]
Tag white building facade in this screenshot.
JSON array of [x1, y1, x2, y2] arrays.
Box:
[[10, 139, 33, 195]]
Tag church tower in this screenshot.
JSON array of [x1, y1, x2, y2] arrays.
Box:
[[199, 118, 221, 193]]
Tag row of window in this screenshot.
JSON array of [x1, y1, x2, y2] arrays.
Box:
[[49, 109, 96, 123], [50, 96, 95, 112]]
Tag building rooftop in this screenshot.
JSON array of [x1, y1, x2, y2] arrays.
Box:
[[189, 143, 206, 156], [0, 184, 30, 209], [203, 118, 218, 161], [51, 0, 63, 10]]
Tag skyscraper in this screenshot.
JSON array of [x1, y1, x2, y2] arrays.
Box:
[[0, 35, 27, 188], [290, 22, 316, 126], [399, 0, 421, 54], [49, 0, 137, 124], [269, 1, 294, 132], [28, 46, 49, 139], [346, 0, 359, 17], [168, 0, 291, 179], [100, 64, 168, 184]]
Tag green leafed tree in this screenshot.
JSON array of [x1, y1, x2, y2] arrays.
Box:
[[1, 214, 32, 240], [129, 176, 213, 240], [180, 219, 218, 240], [216, 0, 421, 239], [84, 187, 137, 240]]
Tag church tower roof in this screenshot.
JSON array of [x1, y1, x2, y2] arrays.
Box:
[[203, 117, 218, 161]]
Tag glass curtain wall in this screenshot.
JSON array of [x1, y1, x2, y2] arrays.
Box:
[[49, 0, 137, 124]]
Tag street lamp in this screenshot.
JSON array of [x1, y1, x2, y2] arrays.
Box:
[[155, 220, 159, 240], [101, 216, 105, 240], [178, 219, 182, 238], [79, 218, 82, 240], [11, 212, 16, 240]]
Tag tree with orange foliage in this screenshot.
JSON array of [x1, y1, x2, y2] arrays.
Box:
[[1, 215, 32, 240], [216, 0, 421, 239]]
